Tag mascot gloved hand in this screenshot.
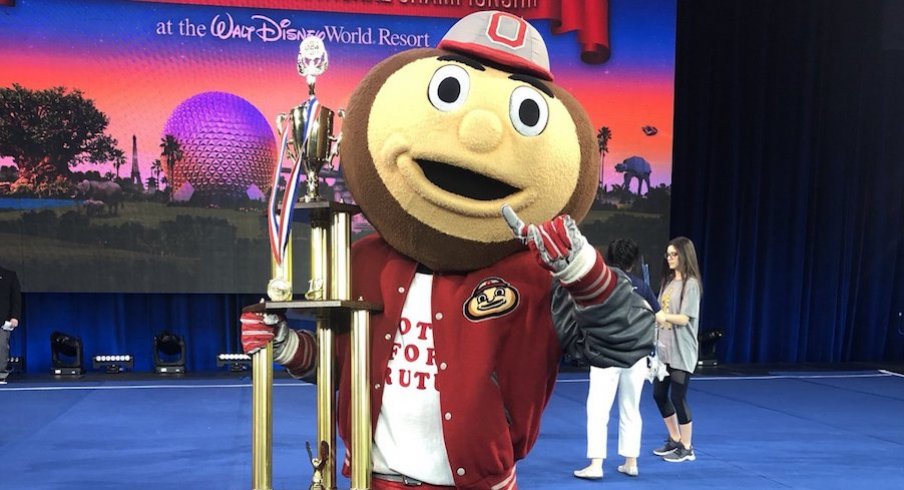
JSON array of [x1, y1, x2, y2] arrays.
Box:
[[240, 311, 316, 377], [503, 205, 612, 307]]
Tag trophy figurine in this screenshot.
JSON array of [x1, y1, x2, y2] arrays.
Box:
[[248, 34, 378, 490]]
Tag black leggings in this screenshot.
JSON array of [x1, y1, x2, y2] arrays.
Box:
[[652, 366, 693, 424]]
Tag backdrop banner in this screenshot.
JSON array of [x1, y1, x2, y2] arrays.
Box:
[[0, 0, 675, 295]]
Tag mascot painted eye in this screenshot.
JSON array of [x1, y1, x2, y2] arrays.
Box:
[[509, 85, 549, 136], [428, 64, 470, 111]]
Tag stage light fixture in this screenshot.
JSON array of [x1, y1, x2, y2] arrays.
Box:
[[93, 354, 134, 374], [217, 353, 251, 372], [697, 329, 725, 368], [50, 331, 84, 376], [154, 331, 186, 374]]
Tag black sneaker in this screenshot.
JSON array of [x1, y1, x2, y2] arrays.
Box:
[[652, 438, 681, 456], [662, 445, 696, 463]]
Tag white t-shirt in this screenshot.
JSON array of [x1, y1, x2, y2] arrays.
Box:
[[371, 272, 454, 484]]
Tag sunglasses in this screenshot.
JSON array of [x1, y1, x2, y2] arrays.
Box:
[[664, 252, 679, 259]]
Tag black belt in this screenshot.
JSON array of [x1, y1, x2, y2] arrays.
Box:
[[372, 473, 424, 486]]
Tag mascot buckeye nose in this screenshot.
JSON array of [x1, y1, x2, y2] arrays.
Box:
[[242, 10, 654, 490]]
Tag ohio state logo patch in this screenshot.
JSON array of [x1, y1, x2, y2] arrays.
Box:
[[463, 277, 520, 322], [485, 12, 528, 49]]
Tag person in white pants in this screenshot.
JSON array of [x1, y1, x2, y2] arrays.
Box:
[[574, 238, 660, 479], [574, 358, 648, 479]]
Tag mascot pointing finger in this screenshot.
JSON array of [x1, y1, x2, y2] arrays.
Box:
[[242, 11, 654, 490]]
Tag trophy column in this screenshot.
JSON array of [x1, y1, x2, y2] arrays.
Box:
[[245, 34, 379, 490], [249, 202, 377, 490]]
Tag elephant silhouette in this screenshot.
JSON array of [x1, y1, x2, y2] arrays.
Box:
[[75, 180, 124, 215], [614, 156, 652, 195]]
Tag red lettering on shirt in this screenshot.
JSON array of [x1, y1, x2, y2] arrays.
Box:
[[415, 321, 433, 340], [398, 368, 411, 387], [399, 317, 412, 335], [389, 315, 439, 392], [413, 371, 431, 390], [404, 344, 419, 362]]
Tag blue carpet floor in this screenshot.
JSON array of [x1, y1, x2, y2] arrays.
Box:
[[1, 369, 902, 489]]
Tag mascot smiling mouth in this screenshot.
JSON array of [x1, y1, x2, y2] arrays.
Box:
[[415, 159, 519, 201], [477, 297, 506, 310]]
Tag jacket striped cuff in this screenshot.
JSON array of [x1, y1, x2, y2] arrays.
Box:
[[557, 247, 616, 307], [281, 330, 317, 379]]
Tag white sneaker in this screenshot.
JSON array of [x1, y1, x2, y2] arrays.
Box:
[[573, 465, 603, 480], [617, 465, 638, 477]]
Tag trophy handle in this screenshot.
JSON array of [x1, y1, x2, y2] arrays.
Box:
[[276, 112, 298, 162], [326, 109, 344, 171], [327, 133, 342, 171]]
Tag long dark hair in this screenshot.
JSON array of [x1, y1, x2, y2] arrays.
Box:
[[660, 236, 702, 308]]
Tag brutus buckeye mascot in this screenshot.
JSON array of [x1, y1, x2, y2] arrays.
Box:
[[242, 11, 654, 490]]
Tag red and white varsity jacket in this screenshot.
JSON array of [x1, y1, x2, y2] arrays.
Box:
[[284, 234, 654, 489]]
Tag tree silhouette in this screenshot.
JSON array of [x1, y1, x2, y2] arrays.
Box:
[[159, 135, 183, 201], [151, 158, 163, 184], [112, 149, 126, 179], [596, 126, 613, 202], [0, 84, 121, 193]]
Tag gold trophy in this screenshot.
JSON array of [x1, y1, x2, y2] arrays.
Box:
[[245, 35, 378, 490]]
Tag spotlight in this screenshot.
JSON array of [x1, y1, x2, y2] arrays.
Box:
[[154, 331, 186, 374], [92, 354, 134, 374], [697, 329, 725, 368], [217, 353, 251, 372], [50, 331, 84, 376]]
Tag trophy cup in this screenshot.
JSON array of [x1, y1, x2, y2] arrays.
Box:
[[267, 35, 339, 303], [246, 35, 379, 490]]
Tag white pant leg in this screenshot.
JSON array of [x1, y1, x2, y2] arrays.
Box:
[[616, 357, 648, 458], [586, 365, 620, 459]]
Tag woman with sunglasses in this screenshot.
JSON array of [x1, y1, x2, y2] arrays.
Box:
[[652, 236, 702, 463]]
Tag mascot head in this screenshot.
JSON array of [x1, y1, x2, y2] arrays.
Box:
[[341, 11, 599, 272]]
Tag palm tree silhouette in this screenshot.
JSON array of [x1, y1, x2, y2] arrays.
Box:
[[112, 152, 126, 180], [150, 158, 163, 191], [596, 126, 612, 200], [159, 135, 183, 201]]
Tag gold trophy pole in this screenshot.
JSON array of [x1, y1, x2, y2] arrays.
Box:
[[349, 309, 371, 490], [244, 35, 377, 490], [331, 209, 372, 490], [252, 340, 273, 490], [251, 241, 293, 490], [309, 213, 336, 489]]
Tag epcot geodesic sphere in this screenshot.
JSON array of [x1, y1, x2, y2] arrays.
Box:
[[162, 92, 275, 204]]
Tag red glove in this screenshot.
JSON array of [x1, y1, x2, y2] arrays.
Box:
[[240, 311, 284, 355], [502, 205, 587, 273], [240, 310, 317, 377], [502, 205, 616, 306]]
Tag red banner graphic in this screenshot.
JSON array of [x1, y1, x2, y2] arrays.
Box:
[[136, 0, 610, 63]]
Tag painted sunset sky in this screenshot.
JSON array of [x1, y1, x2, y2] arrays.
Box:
[[0, 0, 676, 188]]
